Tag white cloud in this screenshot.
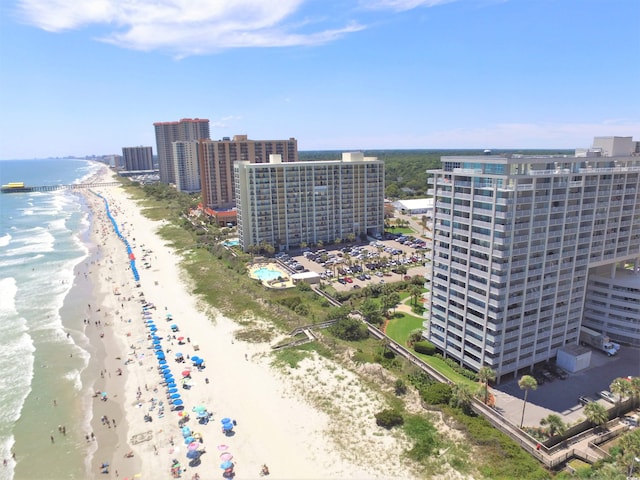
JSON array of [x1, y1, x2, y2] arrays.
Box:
[[362, 0, 456, 12], [16, 0, 365, 56]]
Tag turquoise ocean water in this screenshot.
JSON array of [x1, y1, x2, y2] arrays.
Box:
[[0, 159, 102, 479]]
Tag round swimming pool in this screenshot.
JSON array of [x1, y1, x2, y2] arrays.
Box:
[[252, 266, 285, 281]]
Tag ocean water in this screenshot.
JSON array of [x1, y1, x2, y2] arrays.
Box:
[[0, 159, 102, 479]]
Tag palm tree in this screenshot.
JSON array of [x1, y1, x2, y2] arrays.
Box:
[[518, 375, 538, 428], [477, 366, 497, 405], [629, 377, 640, 409], [540, 414, 567, 438], [409, 285, 422, 307], [610, 377, 632, 418], [450, 382, 474, 415], [584, 401, 608, 431]]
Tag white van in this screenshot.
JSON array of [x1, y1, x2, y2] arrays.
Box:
[[622, 414, 639, 427]]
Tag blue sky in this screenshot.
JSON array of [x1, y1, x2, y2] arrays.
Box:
[[0, 0, 638, 159]]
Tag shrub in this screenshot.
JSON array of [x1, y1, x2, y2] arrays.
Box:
[[328, 317, 369, 341], [413, 340, 436, 355], [375, 409, 404, 429], [420, 382, 452, 405], [394, 379, 407, 396]]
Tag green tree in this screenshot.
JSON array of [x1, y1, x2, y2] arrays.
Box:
[[518, 375, 538, 428], [360, 298, 382, 326], [410, 285, 422, 307], [450, 382, 474, 415], [540, 414, 567, 438], [630, 377, 640, 408], [610, 377, 632, 418], [477, 366, 497, 405], [619, 429, 640, 477], [584, 401, 608, 431]]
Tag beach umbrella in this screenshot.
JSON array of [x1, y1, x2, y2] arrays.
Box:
[[154, 344, 162, 350], [220, 452, 233, 462], [181, 370, 191, 377], [150, 327, 157, 332], [222, 423, 233, 432], [187, 442, 200, 451], [193, 358, 204, 366], [186, 450, 200, 460], [172, 399, 183, 406], [193, 405, 206, 413], [164, 376, 174, 383], [175, 352, 183, 358], [158, 359, 167, 365], [167, 387, 178, 394], [177, 336, 185, 342], [152, 339, 161, 345], [220, 461, 233, 470], [221, 418, 231, 424], [166, 382, 176, 388], [217, 445, 229, 451], [170, 393, 181, 399], [184, 436, 194, 444], [181, 426, 191, 436], [160, 364, 170, 370]]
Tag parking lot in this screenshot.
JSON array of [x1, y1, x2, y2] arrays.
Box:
[[494, 346, 640, 427], [276, 235, 430, 291]]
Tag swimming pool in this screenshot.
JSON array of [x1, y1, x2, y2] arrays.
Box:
[[223, 239, 240, 247], [252, 266, 286, 281]]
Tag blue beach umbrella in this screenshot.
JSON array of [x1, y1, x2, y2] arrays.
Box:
[[170, 393, 181, 399], [154, 345, 162, 350], [184, 435, 194, 444], [158, 359, 167, 365], [172, 399, 183, 406], [152, 338, 161, 343], [191, 356, 201, 363], [160, 365, 170, 370], [186, 449, 200, 459], [164, 376, 174, 383], [166, 382, 176, 388], [221, 418, 231, 424], [167, 388, 178, 394], [175, 352, 183, 358], [194, 358, 204, 365], [220, 461, 233, 470]]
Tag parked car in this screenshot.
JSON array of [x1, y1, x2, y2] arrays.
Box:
[[579, 395, 596, 406], [599, 390, 618, 404]]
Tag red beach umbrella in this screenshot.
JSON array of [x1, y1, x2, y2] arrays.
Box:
[[182, 370, 191, 377]]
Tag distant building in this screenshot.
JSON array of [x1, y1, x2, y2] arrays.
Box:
[[173, 141, 201, 193], [154, 118, 210, 185], [425, 136, 640, 382], [199, 135, 298, 210], [234, 152, 385, 252], [122, 146, 154, 171], [392, 198, 434, 216]]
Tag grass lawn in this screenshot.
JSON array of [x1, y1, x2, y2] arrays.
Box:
[[385, 313, 423, 346]]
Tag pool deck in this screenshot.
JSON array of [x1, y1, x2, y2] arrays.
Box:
[[248, 262, 294, 289]]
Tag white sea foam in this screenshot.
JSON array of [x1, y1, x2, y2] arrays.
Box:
[[0, 233, 11, 248], [0, 278, 17, 317], [0, 255, 44, 268], [4, 227, 55, 256], [63, 369, 84, 392]]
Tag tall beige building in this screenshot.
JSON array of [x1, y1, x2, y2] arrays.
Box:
[[153, 118, 210, 185], [234, 152, 385, 252], [199, 135, 298, 210]]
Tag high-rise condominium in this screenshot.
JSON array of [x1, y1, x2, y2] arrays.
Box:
[[121, 146, 154, 171], [153, 118, 210, 185], [234, 152, 385, 251], [199, 135, 298, 210], [425, 137, 640, 382]]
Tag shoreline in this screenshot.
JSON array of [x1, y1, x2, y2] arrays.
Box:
[[76, 168, 422, 480]]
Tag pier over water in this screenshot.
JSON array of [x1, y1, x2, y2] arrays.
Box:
[[1, 182, 120, 193]]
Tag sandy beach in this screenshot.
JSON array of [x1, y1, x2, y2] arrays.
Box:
[[79, 167, 426, 480]]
